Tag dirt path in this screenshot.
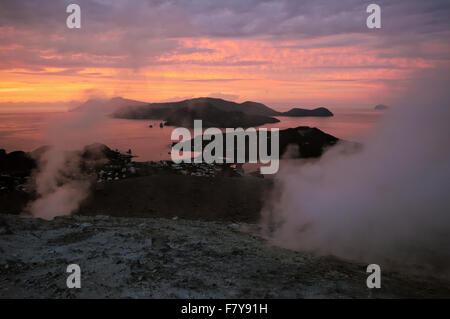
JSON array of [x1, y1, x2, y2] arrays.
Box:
[[1, 214, 448, 298]]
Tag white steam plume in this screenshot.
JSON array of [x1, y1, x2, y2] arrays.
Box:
[[261, 67, 450, 274], [26, 104, 105, 220]]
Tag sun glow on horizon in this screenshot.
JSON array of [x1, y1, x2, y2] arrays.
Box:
[[0, 1, 449, 111]]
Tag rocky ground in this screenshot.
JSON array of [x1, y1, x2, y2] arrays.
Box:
[[1, 140, 449, 299], [1, 214, 449, 299]]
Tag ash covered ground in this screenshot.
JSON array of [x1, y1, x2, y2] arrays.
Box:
[[1, 132, 449, 298], [1, 214, 449, 298]]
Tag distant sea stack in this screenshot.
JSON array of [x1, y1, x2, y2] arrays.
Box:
[[280, 107, 333, 117], [374, 104, 389, 110]]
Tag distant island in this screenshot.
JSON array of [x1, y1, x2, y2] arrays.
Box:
[[70, 97, 148, 113], [113, 98, 281, 128], [72, 97, 334, 128], [374, 104, 389, 110], [175, 125, 344, 160], [280, 107, 333, 117], [163, 104, 280, 128]]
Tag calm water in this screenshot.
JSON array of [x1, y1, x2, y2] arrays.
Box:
[[0, 110, 384, 161]]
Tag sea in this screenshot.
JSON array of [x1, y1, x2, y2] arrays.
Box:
[[0, 109, 384, 161]]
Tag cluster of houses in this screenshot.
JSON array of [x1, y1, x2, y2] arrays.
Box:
[[95, 157, 245, 183]]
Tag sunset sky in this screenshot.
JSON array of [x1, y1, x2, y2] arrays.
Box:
[[0, 0, 449, 111]]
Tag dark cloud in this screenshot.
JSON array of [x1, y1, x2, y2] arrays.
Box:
[[0, 0, 448, 71], [2, 0, 449, 38]]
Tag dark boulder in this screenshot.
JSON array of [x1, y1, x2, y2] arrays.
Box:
[[0, 150, 36, 175]]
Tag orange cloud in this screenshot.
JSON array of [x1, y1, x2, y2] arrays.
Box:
[[0, 33, 446, 110]]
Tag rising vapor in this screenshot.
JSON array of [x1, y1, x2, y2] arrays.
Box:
[[26, 103, 105, 220], [261, 67, 450, 275]]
